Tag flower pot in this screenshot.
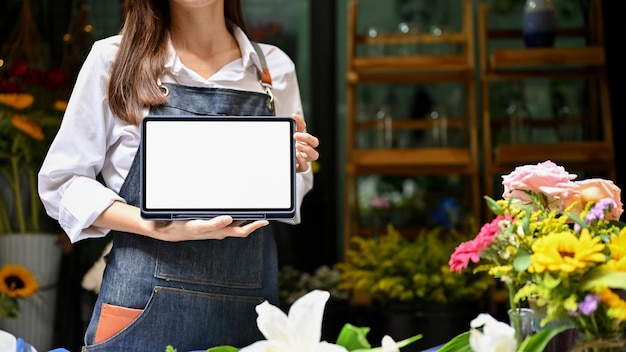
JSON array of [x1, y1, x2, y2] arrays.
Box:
[[523, 0, 556, 47], [0, 233, 63, 352]]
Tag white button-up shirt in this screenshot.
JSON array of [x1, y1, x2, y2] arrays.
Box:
[[38, 27, 313, 243]]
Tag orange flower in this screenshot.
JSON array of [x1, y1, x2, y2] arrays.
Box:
[[0, 93, 35, 110], [54, 100, 68, 112], [11, 114, 44, 141]]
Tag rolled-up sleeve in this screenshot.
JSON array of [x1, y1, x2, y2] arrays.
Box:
[[38, 37, 128, 243]]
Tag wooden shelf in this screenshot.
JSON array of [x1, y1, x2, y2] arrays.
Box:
[[352, 55, 470, 73], [493, 142, 614, 165], [477, 0, 616, 197], [489, 46, 605, 70], [344, 0, 480, 247]]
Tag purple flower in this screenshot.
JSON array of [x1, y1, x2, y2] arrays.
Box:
[[585, 198, 616, 223], [578, 294, 600, 316]]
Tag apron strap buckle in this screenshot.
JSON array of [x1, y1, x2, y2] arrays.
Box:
[[261, 81, 275, 112]]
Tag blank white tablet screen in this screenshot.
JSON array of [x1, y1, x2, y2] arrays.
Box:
[[143, 118, 293, 211]]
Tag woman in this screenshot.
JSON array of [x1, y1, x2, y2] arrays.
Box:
[[38, 0, 319, 350]]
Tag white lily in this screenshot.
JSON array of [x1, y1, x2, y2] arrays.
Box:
[[469, 313, 517, 352], [240, 290, 348, 352]]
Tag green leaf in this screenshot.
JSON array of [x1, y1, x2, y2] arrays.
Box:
[[522, 207, 532, 234], [581, 268, 626, 291], [336, 323, 372, 350], [436, 331, 472, 352], [513, 249, 531, 272], [564, 211, 586, 229], [165, 346, 177, 352], [517, 325, 571, 352], [206, 346, 239, 352], [484, 196, 504, 216]]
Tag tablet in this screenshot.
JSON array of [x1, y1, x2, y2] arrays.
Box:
[[140, 115, 296, 220]]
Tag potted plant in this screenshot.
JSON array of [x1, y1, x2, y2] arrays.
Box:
[[334, 223, 493, 350]]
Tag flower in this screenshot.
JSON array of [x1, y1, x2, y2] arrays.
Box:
[[564, 178, 624, 221], [240, 290, 347, 352], [0, 59, 66, 235], [469, 313, 517, 352], [447, 160, 626, 350], [501, 160, 579, 210], [0, 263, 39, 322]]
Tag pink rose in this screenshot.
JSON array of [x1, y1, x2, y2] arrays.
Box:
[[501, 160, 578, 209], [563, 179, 624, 221]]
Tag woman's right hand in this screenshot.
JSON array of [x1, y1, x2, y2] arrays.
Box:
[[93, 201, 269, 242]]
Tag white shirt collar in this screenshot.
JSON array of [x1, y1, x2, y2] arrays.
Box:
[[163, 25, 263, 79]]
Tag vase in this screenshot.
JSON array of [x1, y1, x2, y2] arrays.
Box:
[[0, 233, 63, 352], [507, 308, 535, 342], [523, 0, 556, 47]]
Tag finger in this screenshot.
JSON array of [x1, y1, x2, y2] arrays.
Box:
[[188, 216, 233, 231], [294, 132, 319, 148], [240, 220, 270, 233], [292, 113, 306, 133], [296, 143, 319, 163], [295, 152, 309, 172]]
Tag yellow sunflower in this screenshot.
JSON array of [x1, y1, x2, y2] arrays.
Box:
[[0, 264, 39, 298], [529, 229, 606, 274], [608, 228, 626, 261], [598, 288, 626, 321]]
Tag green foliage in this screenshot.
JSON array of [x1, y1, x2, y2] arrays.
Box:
[[335, 224, 493, 306]]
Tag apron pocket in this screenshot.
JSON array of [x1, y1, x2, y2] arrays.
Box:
[[83, 286, 264, 352]]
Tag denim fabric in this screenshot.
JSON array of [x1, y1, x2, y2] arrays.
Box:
[[82, 83, 278, 352]]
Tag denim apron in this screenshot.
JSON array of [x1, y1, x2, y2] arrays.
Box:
[[83, 63, 278, 351]]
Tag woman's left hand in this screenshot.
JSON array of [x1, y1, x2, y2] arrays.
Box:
[[292, 113, 319, 173]]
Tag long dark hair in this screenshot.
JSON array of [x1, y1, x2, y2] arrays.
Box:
[[109, 0, 247, 125]]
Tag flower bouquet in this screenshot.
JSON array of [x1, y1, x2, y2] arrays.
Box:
[[443, 160, 626, 351]]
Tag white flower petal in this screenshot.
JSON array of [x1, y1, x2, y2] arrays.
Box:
[[245, 290, 346, 352], [469, 313, 517, 352], [314, 341, 349, 352], [470, 313, 499, 328], [255, 301, 290, 343], [286, 290, 330, 348], [381, 335, 399, 352]]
